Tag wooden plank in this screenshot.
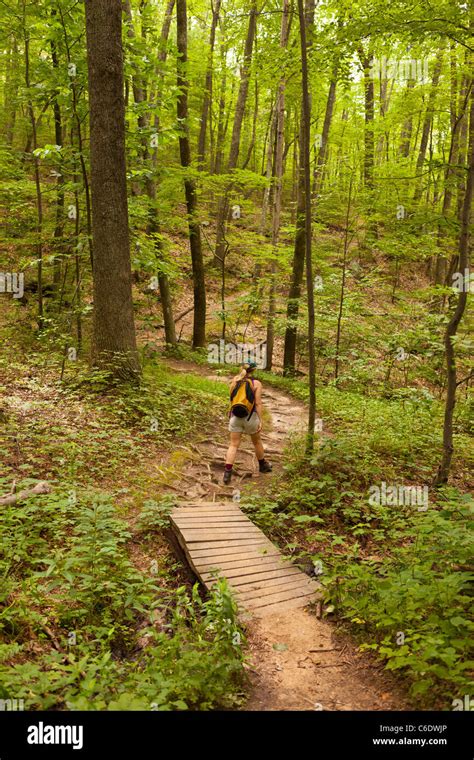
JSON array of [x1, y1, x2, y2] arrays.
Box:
[[210, 567, 302, 587], [178, 523, 258, 533], [187, 538, 272, 551], [172, 504, 242, 512], [178, 525, 255, 533], [178, 501, 230, 507], [171, 513, 244, 520], [202, 566, 296, 583], [177, 520, 256, 528], [190, 548, 280, 564], [195, 554, 287, 573], [200, 557, 294, 581], [173, 512, 250, 519], [182, 529, 263, 542], [172, 510, 243, 518], [250, 593, 318, 617], [236, 576, 318, 602], [191, 547, 278, 560], [174, 518, 252, 526], [244, 586, 319, 610], [176, 524, 254, 532], [230, 573, 315, 594], [173, 501, 239, 508]]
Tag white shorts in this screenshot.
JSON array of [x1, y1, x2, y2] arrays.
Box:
[[228, 412, 260, 435]]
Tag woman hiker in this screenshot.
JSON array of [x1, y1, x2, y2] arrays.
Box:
[[223, 362, 272, 485]]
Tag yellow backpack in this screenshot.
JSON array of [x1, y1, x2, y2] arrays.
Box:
[[230, 378, 256, 419]]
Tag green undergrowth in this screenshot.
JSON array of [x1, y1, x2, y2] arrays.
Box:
[[258, 371, 473, 485], [0, 483, 246, 710], [0, 345, 245, 710], [0, 350, 228, 486]]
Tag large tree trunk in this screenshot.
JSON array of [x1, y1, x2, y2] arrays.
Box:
[[85, 0, 140, 381], [176, 0, 207, 348], [214, 0, 257, 265], [434, 90, 473, 485]]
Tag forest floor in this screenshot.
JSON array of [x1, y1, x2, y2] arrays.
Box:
[[162, 358, 410, 711]]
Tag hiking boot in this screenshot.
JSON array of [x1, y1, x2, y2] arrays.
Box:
[[259, 459, 272, 473], [223, 469, 232, 485]]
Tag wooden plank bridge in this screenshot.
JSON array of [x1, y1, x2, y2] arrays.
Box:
[[170, 501, 321, 617]]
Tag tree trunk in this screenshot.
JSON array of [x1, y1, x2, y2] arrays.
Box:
[[213, 38, 228, 175], [176, 0, 207, 348], [3, 38, 18, 146], [456, 59, 470, 219], [413, 47, 444, 202], [359, 44, 375, 239], [312, 58, 338, 198], [447, 60, 471, 284], [434, 90, 473, 485], [282, 1, 315, 376], [124, 0, 176, 346], [283, 116, 305, 376], [23, 13, 43, 329], [150, 0, 175, 139], [435, 54, 469, 285], [335, 173, 354, 380], [50, 21, 65, 293], [265, 0, 290, 371], [214, 0, 257, 265], [297, 0, 315, 452], [241, 76, 259, 170], [197, 0, 221, 169], [58, 3, 94, 270], [399, 78, 415, 158], [85, 0, 140, 381]]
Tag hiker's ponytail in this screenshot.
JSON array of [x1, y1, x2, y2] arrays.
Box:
[[236, 367, 247, 382]]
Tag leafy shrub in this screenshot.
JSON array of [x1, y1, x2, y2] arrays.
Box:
[[0, 484, 246, 710]]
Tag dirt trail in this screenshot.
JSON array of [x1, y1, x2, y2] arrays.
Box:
[[166, 359, 409, 711]]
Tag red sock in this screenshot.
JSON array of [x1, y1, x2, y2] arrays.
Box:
[[225, 463, 233, 471]]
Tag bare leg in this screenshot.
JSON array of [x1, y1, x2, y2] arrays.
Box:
[[225, 432, 242, 466], [250, 431, 265, 460]]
